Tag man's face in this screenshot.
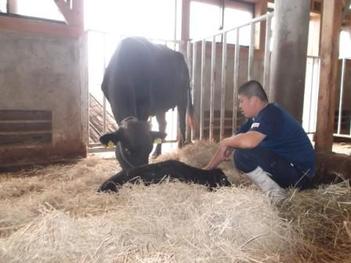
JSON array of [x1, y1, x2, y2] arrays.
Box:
[[238, 95, 256, 118]]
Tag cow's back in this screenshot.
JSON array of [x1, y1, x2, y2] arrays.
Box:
[[102, 37, 190, 122], [148, 45, 190, 114]]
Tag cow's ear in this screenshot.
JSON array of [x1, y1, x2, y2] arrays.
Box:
[[151, 131, 167, 143], [99, 130, 123, 147]]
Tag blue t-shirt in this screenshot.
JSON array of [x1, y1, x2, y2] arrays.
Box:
[[238, 103, 315, 177]]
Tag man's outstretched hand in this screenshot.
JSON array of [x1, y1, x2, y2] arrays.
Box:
[[204, 141, 233, 170]]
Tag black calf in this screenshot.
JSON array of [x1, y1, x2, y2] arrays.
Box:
[[98, 160, 231, 192]]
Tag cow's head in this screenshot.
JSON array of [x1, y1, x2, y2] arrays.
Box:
[[100, 117, 166, 170]]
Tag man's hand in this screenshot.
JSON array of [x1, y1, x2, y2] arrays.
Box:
[[204, 141, 233, 170]]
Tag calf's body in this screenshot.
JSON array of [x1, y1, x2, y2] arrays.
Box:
[[98, 160, 231, 192]]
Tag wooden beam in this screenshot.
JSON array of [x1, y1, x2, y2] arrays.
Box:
[[0, 15, 81, 38], [315, 0, 343, 152], [54, 0, 73, 25]]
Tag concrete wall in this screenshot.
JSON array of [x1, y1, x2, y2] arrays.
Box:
[[0, 30, 88, 169]]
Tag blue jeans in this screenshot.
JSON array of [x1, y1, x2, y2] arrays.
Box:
[[233, 147, 312, 189]]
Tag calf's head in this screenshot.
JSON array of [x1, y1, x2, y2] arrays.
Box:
[[100, 117, 166, 170]]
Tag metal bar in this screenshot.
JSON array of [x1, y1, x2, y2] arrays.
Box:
[[173, 0, 178, 50], [337, 58, 346, 134], [191, 41, 198, 140], [307, 58, 315, 133], [102, 32, 107, 134], [248, 22, 255, 80], [103, 96, 107, 134], [185, 41, 192, 140], [232, 29, 240, 133], [220, 32, 227, 140], [199, 39, 206, 140], [315, 58, 321, 134], [190, 13, 273, 43], [209, 36, 216, 141], [263, 12, 272, 92], [186, 41, 191, 68]]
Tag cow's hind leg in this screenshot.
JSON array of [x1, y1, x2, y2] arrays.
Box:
[[152, 112, 166, 158], [177, 103, 187, 148]]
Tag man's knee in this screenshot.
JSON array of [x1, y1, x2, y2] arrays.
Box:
[[234, 148, 258, 173]]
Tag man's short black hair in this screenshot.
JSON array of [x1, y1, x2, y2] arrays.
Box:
[[238, 80, 268, 102]]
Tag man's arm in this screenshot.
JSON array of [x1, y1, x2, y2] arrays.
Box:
[[204, 131, 266, 169]]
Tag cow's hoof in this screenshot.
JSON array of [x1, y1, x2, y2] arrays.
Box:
[[98, 181, 118, 193]]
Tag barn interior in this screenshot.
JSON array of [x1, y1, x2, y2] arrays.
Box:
[[1, 0, 351, 262]]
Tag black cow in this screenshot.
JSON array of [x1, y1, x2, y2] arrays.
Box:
[[101, 37, 194, 170], [98, 160, 231, 193]]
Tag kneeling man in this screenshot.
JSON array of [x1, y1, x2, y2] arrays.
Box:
[[205, 80, 315, 202]]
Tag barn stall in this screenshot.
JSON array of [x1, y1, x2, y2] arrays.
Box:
[[1, 0, 351, 262]]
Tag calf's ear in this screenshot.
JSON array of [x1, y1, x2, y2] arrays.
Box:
[[151, 131, 167, 143], [99, 129, 123, 146]]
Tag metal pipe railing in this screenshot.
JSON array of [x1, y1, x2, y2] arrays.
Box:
[[263, 12, 272, 91], [209, 36, 217, 141], [190, 13, 274, 43], [220, 32, 227, 140], [188, 13, 274, 140], [337, 58, 346, 135], [199, 39, 206, 140], [248, 23, 255, 80], [232, 28, 240, 134], [191, 41, 198, 140]]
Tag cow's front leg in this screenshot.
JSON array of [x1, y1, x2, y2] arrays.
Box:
[[152, 112, 166, 158]]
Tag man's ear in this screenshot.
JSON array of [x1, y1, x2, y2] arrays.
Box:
[[99, 129, 123, 146], [151, 131, 167, 143]]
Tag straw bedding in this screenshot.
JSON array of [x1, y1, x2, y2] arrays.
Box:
[[0, 141, 350, 262]]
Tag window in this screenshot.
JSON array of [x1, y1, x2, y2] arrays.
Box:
[[1, 0, 65, 21], [189, 0, 253, 45], [190, 1, 221, 40], [340, 29, 351, 59], [85, 0, 178, 41], [0, 0, 6, 13]]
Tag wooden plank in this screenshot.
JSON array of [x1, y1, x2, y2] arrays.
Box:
[[0, 122, 52, 132], [315, 0, 343, 152], [0, 110, 51, 121], [0, 132, 52, 146]]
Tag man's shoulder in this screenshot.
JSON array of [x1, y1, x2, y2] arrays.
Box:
[[257, 103, 284, 121]]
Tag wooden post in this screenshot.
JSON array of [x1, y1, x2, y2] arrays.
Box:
[[254, 0, 268, 50], [315, 0, 343, 152]]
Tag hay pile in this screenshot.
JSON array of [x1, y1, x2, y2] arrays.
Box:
[[0, 141, 350, 262], [281, 182, 351, 262], [0, 183, 298, 262]]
